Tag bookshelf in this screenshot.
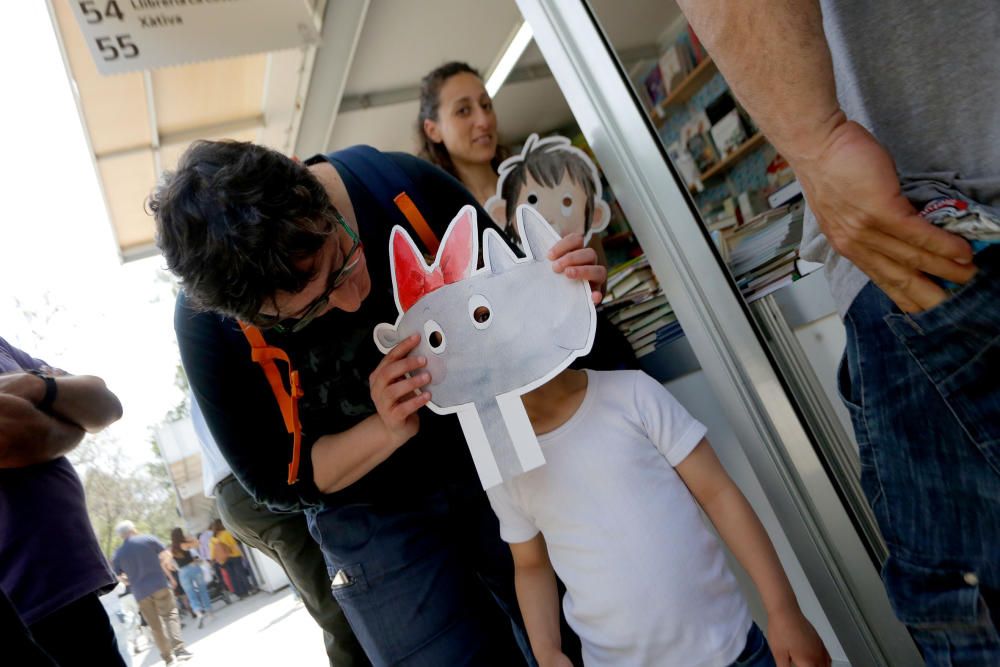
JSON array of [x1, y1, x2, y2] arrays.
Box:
[[698, 132, 766, 182], [654, 56, 718, 122]]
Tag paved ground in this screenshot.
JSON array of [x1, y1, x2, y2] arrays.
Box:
[[127, 588, 328, 666]]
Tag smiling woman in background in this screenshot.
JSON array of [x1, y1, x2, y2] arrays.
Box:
[[417, 61, 509, 206]]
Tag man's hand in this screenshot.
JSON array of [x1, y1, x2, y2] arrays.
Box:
[[0, 371, 123, 432], [795, 121, 976, 312], [767, 606, 832, 667], [549, 232, 607, 304], [368, 334, 431, 449], [0, 393, 85, 468]]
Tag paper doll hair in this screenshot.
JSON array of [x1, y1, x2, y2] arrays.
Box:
[[497, 134, 602, 242]]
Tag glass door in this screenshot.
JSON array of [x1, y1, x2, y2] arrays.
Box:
[[512, 0, 921, 664]]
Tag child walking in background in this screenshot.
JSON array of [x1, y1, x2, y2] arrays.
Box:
[[487, 368, 831, 667]]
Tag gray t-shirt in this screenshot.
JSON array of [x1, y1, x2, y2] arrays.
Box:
[[802, 1, 1000, 314]]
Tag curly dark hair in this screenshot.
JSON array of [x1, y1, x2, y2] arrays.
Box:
[[416, 61, 510, 179], [150, 140, 336, 321]]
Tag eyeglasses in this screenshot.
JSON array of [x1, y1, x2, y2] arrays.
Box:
[[253, 212, 363, 333]]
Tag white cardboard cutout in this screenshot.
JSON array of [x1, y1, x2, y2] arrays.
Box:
[[485, 133, 611, 245], [373, 204, 597, 489]]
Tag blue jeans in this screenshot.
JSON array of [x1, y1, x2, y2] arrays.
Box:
[[178, 563, 211, 614], [306, 482, 533, 667], [839, 246, 1000, 665], [728, 623, 776, 667]]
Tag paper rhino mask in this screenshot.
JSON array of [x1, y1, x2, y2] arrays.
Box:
[[373, 205, 597, 489], [485, 133, 611, 245]]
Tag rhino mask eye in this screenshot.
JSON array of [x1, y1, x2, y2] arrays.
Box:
[[468, 294, 492, 330], [424, 319, 446, 353]]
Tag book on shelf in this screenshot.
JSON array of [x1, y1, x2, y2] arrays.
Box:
[[622, 304, 675, 335], [626, 313, 679, 345], [601, 286, 661, 309], [610, 270, 655, 299], [718, 199, 815, 301], [658, 44, 693, 94], [634, 322, 686, 358], [608, 294, 669, 325], [744, 274, 795, 302], [767, 179, 802, 208], [643, 65, 667, 107], [606, 255, 650, 288]]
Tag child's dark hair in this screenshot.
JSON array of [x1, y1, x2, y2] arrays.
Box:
[[416, 61, 510, 179], [499, 137, 598, 242]]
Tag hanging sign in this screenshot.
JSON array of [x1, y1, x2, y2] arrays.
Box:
[[68, 0, 319, 75]]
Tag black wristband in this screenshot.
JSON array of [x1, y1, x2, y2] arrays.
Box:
[[26, 370, 57, 413]]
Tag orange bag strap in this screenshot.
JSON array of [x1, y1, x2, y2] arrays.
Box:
[[238, 322, 303, 485], [394, 192, 440, 255], [233, 191, 438, 487]]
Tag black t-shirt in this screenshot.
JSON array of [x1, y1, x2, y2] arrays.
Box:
[[176, 150, 500, 512], [173, 548, 195, 568]]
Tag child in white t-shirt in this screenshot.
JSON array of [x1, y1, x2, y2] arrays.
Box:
[[487, 368, 831, 667]]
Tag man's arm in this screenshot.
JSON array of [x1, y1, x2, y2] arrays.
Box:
[[676, 0, 974, 312], [0, 371, 123, 433], [677, 439, 830, 667], [509, 535, 572, 667], [0, 393, 85, 468], [312, 334, 431, 493]]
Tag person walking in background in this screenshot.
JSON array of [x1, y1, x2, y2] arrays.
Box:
[[210, 519, 252, 599], [112, 520, 192, 664], [0, 334, 125, 666], [676, 1, 1000, 662], [170, 527, 213, 628]]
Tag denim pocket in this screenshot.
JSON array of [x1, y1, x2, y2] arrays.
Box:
[[328, 562, 370, 601], [883, 555, 983, 627], [883, 258, 1000, 474]]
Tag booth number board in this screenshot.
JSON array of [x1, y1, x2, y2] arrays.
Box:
[[69, 0, 320, 75]]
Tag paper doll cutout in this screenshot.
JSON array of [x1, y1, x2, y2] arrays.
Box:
[[373, 204, 597, 489], [485, 133, 611, 245]]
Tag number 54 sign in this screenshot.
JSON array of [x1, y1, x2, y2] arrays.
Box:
[[69, 0, 319, 76]]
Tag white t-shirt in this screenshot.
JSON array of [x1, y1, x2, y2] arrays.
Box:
[[487, 370, 751, 667]]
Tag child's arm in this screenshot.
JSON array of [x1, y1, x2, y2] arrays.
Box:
[[677, 438, 831, 667], [509, 535, 573, 667]]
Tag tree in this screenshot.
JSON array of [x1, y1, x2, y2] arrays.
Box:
[[74, 438, 180, 558]]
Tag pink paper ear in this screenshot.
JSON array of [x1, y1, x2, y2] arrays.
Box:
[[394, 232, 440, 312], [440, 209, 475, 284]]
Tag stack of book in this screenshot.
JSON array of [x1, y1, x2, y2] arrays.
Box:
[[718, 200, 821, 302], [601, 255, 684, 358]]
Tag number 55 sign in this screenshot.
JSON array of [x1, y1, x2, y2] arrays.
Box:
[[69, 0, 319, 75]]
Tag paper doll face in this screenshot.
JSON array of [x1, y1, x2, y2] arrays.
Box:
[[513, 171, 591, 239]]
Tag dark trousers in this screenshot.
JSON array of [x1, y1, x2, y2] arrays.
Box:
[[223, 558, 252, 597], [306, 481, 534, 667], [28, 592, 126, 667], [840, 247, 1000, 665], [216, 476, 369, 666]]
